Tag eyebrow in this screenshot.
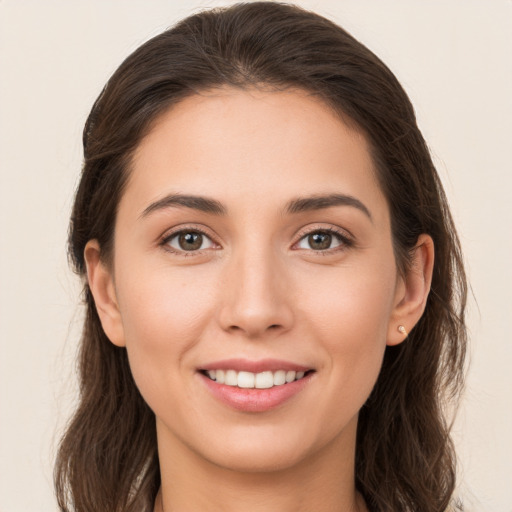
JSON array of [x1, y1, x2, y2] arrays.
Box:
[[284, 193, 372, 221], [141, 193, 227, 218], [140, 192, 372, 221]]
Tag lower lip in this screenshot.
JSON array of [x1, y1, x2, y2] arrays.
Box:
[[200, 372, 313, 412]]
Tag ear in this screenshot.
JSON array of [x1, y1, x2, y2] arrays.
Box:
[[84, 240, 126, 347], [387, 234, 434, 346]]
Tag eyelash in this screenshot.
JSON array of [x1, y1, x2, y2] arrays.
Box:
[[160, 225, 354, 257], [160, 225, 218, 257], [294, 226, 354, 255]]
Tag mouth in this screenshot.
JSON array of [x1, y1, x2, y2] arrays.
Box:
[[198, 359, 315, 412], [200, 368, 313, 389]]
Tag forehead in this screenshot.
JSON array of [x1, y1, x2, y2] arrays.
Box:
[[123, 86, 386, 221]]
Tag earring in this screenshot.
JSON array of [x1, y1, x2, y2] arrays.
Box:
[[398, 325, 408, 336]]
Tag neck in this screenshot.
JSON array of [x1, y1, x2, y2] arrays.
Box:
[[155, 488, 366, 512], [154, 417, 367, 512]]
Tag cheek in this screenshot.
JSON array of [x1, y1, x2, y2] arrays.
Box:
[[114, 263, 217, 403], [310, 283, 390, 392], [120, 270, 206, 343], [298, 257, 397, 345], [295, 256, 397, 410]]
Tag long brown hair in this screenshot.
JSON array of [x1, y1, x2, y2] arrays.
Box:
[[55, 3, 467, 511]]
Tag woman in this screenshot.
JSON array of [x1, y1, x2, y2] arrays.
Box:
[[55, 2, 467, 511]]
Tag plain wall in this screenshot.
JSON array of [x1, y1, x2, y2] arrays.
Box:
[[1, 1, 511, 510]]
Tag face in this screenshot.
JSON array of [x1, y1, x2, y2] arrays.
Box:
[[91, 87, 409, 473]]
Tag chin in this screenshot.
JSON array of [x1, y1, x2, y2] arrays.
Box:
[[192, 417, 354, 475], [204, 442, 313, 474]]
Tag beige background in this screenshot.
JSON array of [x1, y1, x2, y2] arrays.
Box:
[[1, 1, 511, 510]]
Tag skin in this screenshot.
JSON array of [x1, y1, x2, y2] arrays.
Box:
[[85, 87, 434, 512]]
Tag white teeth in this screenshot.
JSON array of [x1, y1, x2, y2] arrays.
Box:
[[237, 371, 255, 388], [204, 368, 308, 388], [273, 370, 286, 386], [255, 371, 273, 389], [285, 370, 296, 383], [225, 369, 237, 386]]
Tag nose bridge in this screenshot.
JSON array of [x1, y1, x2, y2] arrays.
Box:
[[218, 237, 293, 337]]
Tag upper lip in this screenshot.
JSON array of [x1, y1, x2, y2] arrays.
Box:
[[199, 358, 312, 374]]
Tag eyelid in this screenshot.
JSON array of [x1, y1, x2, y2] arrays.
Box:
[[158, 222, 354, 256], [160, 224, 221, 255], [292, 224, 354, 252]]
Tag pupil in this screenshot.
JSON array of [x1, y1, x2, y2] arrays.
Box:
[[309, 232, 331, 250], [179, 232, 202, 250]]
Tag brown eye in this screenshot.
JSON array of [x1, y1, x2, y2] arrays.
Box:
[[166, 230, 215, 252], [296, 229, 347, 252], [179, 232, 203, 250], [308, 232, 332, 250]]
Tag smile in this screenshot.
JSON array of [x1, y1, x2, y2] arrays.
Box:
[[198, 359, 315, 411], [203, 369, 307, 389]]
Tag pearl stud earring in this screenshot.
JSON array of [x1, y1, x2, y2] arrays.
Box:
[[398, 325, 408, 336]]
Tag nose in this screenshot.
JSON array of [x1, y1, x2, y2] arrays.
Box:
[[217, 245, 294, 339]]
